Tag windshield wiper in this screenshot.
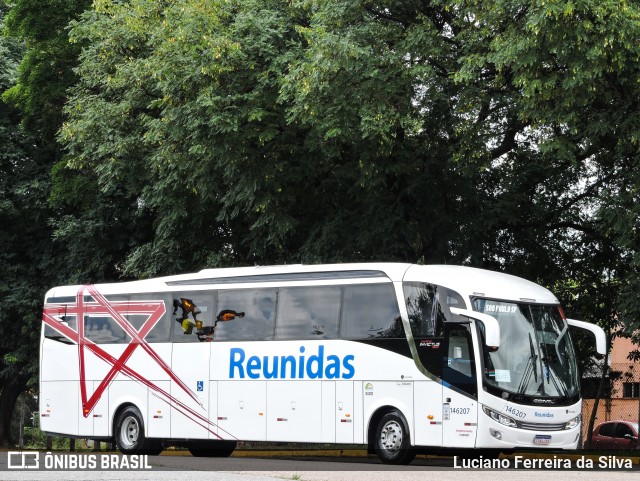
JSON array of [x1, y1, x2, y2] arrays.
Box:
[[542, 357, 569, 398], [529, 333, 538, 384], [516, 333, 538, 395]]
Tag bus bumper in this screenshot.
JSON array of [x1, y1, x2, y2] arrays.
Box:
[[476, 415, 581, 449]]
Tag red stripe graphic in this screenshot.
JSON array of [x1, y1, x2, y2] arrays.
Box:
[[42, 285, 230, 440]]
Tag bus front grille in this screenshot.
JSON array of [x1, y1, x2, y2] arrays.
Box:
[[517, 421, 566, 431]]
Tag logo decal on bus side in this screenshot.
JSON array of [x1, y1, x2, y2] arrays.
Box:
[[42, 285, 232, 440], [228, 346, 355, 379]]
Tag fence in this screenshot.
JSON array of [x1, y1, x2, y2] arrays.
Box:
[[581, 362, 640, 446]]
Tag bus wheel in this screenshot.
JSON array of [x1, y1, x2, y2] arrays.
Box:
[[114, 405, 156, 454], [188, 441, 237, 457], [374, 411, 416, 465]]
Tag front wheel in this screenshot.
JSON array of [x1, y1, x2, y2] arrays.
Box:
[[374, 411, 416, 465], [114, 405, 161, 455], [188, 440, 237, 457]]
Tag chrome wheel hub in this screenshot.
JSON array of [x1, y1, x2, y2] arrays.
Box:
[[380, 420, 403, 452], [120, 416, 139, 448]]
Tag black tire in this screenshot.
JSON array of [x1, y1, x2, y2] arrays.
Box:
[[374, 411, 416, 465], [114, 405, 161, 455], [188, 440, 237, 458]]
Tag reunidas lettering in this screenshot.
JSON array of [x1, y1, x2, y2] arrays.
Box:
[[229, 346, 355, 379]]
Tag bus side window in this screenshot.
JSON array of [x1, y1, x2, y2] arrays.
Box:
[[403, 282, 446, 337], [215, 289, 277, 341], [276, 287, 341, 340], [170, 291, 215, 342], [84, 315, 128, 344], [84, 294, 129, 344], [443, 288, 467, 310], [341, 284, 403, 339], [44, 306, 77, 342], [128, 293, 171, 343]]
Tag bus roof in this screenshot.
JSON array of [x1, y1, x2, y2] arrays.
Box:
[[45, 263, 558, 304], [405, 264, 559, 305], [45, 263, 412, 298]]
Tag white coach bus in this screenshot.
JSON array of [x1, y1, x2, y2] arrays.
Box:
[[40, 263, 606, 464]]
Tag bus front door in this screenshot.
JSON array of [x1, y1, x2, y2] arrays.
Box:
[[441, 324, 478, 448]]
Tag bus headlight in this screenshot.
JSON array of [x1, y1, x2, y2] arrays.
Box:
[[564, 416, 580, 430], [482, 406, 517, 428]]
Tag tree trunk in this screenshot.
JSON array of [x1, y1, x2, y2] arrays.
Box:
[[0, 381, 25, 447], [585, 333, 611, 449]]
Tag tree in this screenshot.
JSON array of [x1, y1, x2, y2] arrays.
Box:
[[2, 0, 639, 444], [0, 0, 91, 446], [61, 0, 639, 302], [279, 0, 639, 347], [0, 5, 50, 445]]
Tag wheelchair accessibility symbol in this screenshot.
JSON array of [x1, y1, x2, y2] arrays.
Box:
[[197, 381, 204, 392]]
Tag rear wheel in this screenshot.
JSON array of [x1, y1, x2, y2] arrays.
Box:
[[114, 405, 162, 455], [188, 440, 237, 457], [374, 411, 416, 465]]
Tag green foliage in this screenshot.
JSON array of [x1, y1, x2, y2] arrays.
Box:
[[0, 0, 91, 445], [58, 0, 640, 360], [23, 427, 71, 450], [0, 4, 46, 390], [2, 0, 91, 145]]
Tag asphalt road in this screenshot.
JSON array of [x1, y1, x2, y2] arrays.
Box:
[[1, 453, 638, 481]]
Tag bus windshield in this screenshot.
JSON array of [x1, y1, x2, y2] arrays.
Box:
[[473, 299, 579, 401]]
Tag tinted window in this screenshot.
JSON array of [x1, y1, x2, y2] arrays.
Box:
[[276, 287, 341, 340], [443, 324, 477, 397], [599, 423, 614, 437], [403, 282, 446, 337], [84, 315, 129, 343], [128, 293, 171, 343], [170, 291, 216, 342], [341, 284, 403, 339], [215, 289, 277, 341], [445, 288, 467, 309], [44, 306, 77, 343]]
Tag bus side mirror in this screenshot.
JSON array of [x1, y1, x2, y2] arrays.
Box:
[[450, 307, 500, 350], [566, 319, 607, 357]]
